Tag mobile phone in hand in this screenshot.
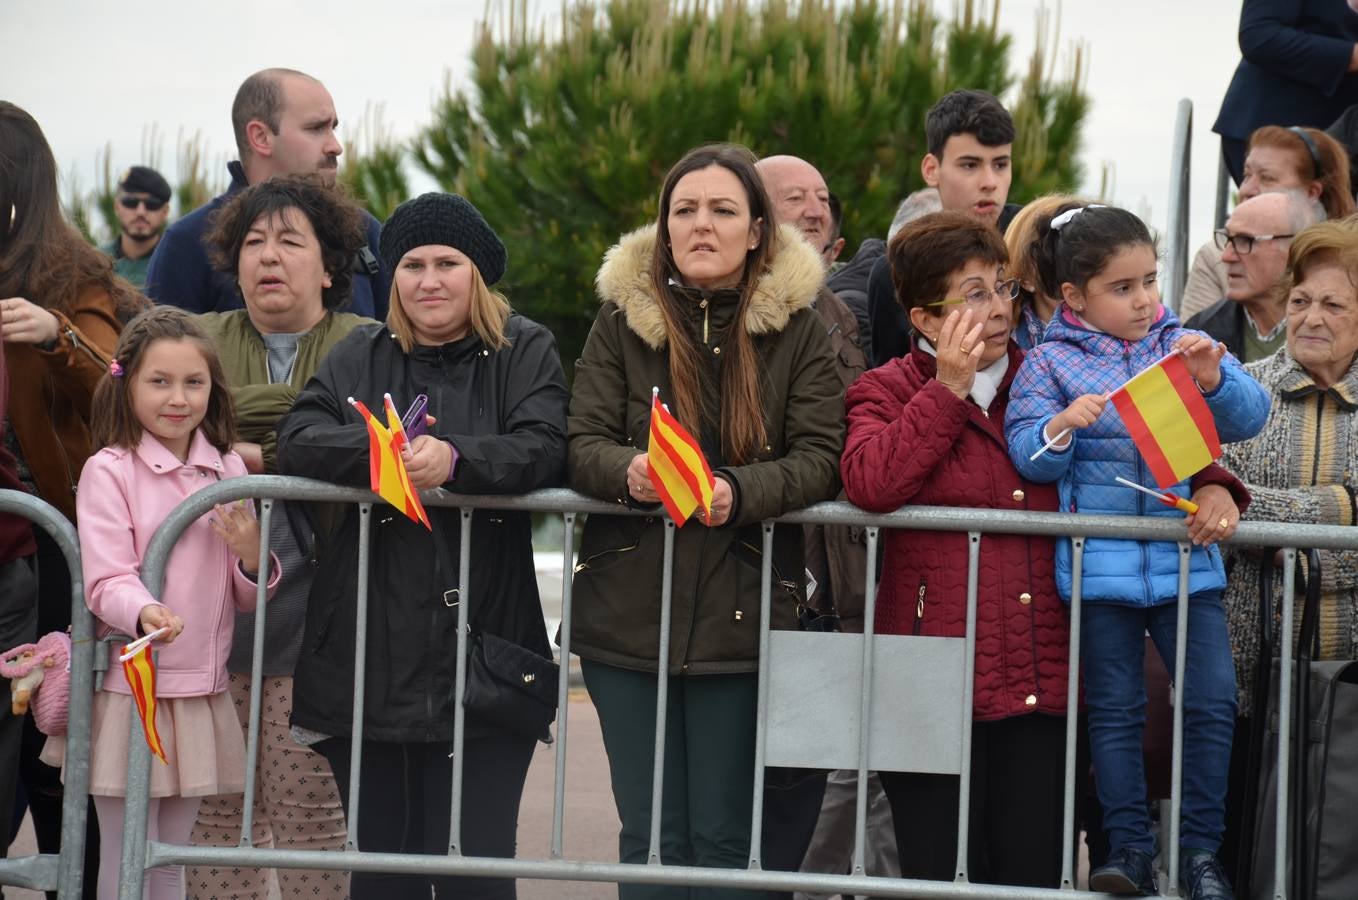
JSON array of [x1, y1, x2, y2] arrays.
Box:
[[401, 394, 429, 439]]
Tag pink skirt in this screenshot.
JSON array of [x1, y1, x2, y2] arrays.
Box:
[[44, 689, 245, 798]]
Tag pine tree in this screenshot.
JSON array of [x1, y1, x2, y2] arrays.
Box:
[[411, 0, 1089, 366]]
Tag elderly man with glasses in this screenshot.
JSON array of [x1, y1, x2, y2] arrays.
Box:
[[101, 165, 172, 289], [1186, 190, 1325, 362]]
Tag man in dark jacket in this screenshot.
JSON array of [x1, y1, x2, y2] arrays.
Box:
[[145, 68, 391, 318], [1187, 191, 1322, 361], [1213, 0, 1358, 183], [867, 91, 1022, 367]]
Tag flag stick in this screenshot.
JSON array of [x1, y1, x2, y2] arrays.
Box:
[[1029, 426, 1072, 461], [1114, 475, 1200, 514], [118, 626, 171, 662]]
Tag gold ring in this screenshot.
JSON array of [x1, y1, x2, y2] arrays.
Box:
[[1218, 516, 1230, 530]]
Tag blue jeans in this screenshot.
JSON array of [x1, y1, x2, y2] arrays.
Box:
[[1081, 592, 1237, 855]]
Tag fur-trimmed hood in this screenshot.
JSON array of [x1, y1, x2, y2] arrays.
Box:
[[594, 222, 826, 350]]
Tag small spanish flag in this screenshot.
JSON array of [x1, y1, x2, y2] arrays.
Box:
[[1109, 352, 1222, 489], [349, 394, 431, 529], [646, 388, 715, 526], [121, 643, 167, 765]]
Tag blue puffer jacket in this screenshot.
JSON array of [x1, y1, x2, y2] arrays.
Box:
[[1006, 305, 1270, 607]]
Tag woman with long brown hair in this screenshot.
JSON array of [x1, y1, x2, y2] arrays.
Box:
[[568, 143, 844, 896], [0, 100, 143, 890]]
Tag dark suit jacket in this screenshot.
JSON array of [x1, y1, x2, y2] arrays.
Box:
[[1213, 0, 1358, 141]]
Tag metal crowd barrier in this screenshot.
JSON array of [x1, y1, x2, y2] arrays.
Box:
[[1163, 97, 1194, 314], [87, 475, 1355, 899], [0, 490, 95, 898]]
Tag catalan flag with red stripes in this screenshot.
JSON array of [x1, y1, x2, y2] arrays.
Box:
[[121, 643, 167, 765], [646, 389, 715, 526], [349, 394, 431, 529], [1109, 352, 1222, 489]]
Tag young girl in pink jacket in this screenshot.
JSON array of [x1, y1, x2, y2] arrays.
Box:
[[69, 307, 278, 899]]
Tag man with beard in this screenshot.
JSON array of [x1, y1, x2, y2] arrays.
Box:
[[146, 68, 390, 317], [100, 166, 171, 289]]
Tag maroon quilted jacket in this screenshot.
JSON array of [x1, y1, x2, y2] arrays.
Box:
[[842, 342, 1071, 721]]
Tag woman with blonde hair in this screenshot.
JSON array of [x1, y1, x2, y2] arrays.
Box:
[[1003, 194, 1084, 349], [278, 192, 569, 899]]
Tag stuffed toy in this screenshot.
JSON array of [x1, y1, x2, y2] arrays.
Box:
[[0, 631, 71, 735]]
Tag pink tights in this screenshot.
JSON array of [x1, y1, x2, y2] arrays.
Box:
[[93, 794, 201, 899]]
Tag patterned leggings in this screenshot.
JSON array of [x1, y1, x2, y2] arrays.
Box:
[[186, 674, 349, 899]]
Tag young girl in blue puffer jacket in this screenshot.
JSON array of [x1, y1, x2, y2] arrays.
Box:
[[1006, 204, 1269, 900]]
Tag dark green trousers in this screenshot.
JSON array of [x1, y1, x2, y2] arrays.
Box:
[[582, 659, 760, 900]]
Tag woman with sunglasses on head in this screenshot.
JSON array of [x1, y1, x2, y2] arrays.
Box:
[[1180, 125, 1352, 321], [0, 101, 146, 892], [840, 210, 1073, 887]]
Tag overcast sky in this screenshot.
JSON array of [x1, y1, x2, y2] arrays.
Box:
[[3, 0, 1243, 248]]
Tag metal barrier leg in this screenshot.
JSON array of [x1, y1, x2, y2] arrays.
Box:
[[747, 521, 776, 869], [53, 510, 94, 900], [646, 521, 677, 865], [448, 508, 473, 854], [852, 526, 880, 886], [1059, 537, 1085, 890], [239, 498, 274, 846], [344, 504, 373, 850], [952, 533, 981, 883], [1166, 543, 1192, 894], [1274, 549, 1297, 900], [118, 655, 155, 900], [550, 511, 576, 859]]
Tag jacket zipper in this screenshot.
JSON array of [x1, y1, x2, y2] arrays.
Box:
[[1310, 394, 1325, 485], [701, 299, 710, 345], [913, 578, 926, 635], [572, 539, 642, 573]]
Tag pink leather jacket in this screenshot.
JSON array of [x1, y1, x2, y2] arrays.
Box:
[[76, 430, 280, 698]]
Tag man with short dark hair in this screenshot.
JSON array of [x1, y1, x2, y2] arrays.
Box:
[[101, 165, 171, 289], [146, 68, 390, 317], [1186, 191, 1324, 362], [867, 89, 1021, 367]]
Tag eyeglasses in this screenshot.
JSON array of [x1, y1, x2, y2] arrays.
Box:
[[1213, 229, 1294, 255], [925, 278, 1021, 310], [118, 195, 167, 212]]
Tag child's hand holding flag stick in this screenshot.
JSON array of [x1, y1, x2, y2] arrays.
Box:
[[1114, 476, 1200, 515]]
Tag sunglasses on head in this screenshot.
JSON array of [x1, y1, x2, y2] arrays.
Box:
[[118, 195, 167, 212]]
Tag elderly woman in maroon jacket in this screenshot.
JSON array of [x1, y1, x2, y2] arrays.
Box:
[[840, 211, 1072, 888]]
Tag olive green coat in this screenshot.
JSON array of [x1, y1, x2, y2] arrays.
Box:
[[567, 223, 845, 675]]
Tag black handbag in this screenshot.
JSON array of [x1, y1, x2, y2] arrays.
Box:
[[463, 631, 559, 743]]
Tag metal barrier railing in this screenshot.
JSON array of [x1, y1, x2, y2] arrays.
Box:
[[0, 490, 95, 898], [100, 476, 1352, 898], [1164, 97, 1194, 313]]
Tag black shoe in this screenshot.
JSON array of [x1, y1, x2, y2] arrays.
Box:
[[1178, 850, 1234, 900], [1089, 847, 1159, 895]]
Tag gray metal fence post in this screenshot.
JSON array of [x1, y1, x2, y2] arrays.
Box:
[[852, 526, 880, 882], [448, 507, 474, 854], [1164, 98, 1194, 312], [1274, 549, 1297, 900], [550, 511, 577, 859], [953, 532, 981, 882], [747, 521, 776, 869], [117, 653, 155, 900], [344, 504, 373, 849], [1167, 543, 1192, 894], [1059, 537, 1085, 890], [647, 521, 678, 864], [239, 498, 274, 845]]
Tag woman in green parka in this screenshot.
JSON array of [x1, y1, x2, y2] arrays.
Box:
[[567, 143, 844, 897]]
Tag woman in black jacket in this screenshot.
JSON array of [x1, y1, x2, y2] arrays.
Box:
[[276, 193, 569, 899]]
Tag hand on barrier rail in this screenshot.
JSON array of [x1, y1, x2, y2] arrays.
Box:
[[211, 501, 262, 574], [698, 476, 733, 527], [403, 432, 454, 490], [1184, 483, 1238, 546]]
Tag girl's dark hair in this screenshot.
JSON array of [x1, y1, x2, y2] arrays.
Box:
[[0, 102, 146, 320], [650, 143, 773, 465], [1030, 204, 1156, 300], [887, 210, 1009, 314], [92, 307, 237, 453], [206, 175, 367, 310]]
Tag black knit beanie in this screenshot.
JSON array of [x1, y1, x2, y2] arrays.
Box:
[[380, 193, 507, 285]]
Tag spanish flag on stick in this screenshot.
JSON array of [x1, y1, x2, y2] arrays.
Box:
[[121, 642, 167, 765], [646, 388, 715, 526], [1108, 351, 1222, 490], [348, 394, 431, 529]]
